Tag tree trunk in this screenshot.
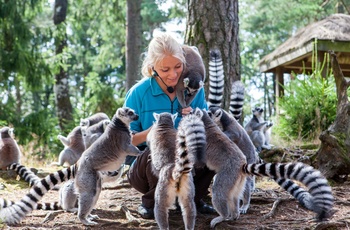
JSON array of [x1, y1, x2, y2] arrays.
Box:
[[185, 0, 240, 111], [316, 51, 350, 182], [126, 0, 142, 91], [54, 0, 73, 131]]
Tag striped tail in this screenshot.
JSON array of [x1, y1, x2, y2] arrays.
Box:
[[243, 162, 334, 221], [173, 109, 206, 180], [229, 80, 245, 120], [208, 48, 224, 108], [0, 164, 76, 224], [6, 163, 63, 211], [7, 163, 41, 187]]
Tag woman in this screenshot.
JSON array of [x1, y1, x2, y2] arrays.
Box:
[[124, 33, 215, 219]]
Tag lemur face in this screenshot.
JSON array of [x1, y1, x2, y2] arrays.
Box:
[[252, 107, 264, 116], [116, 107, 139, 124]]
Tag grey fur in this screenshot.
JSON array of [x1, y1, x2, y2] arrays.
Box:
[[0, 127, 21, 170], [74, 107, 141, 225], [176, 45, 205, 108], [53, 112, 110, 166], [148, 111, 204, 230], [200, 110, 247, 228], [244, 107, 272, 152], [7, 163, 120, 213], [79, 112, 109, 128], [200, 109, 334, 228], [209, 107, 257, 213], [0, 107, 140, 225], [209, 107, 325, 216], [81, 119, 111, 149]]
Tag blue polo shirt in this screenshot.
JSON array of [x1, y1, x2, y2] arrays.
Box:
[[124, 77, 208, 136]]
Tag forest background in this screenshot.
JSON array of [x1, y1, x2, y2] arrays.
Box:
[[0, 0, 349, 162]]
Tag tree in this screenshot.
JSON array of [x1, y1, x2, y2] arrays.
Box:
[[185, 0, 240, 111], [317, 51, 350, 182], [126, 0, 142, 91], [53, 0, 73, 130]]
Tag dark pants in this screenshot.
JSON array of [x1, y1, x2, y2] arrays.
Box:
[[127, 148, 216, 209]]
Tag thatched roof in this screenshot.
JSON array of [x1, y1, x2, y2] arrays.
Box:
[[259, 14, 350, 73]]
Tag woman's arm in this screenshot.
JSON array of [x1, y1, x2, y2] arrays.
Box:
[[131, 126, 152, 146]]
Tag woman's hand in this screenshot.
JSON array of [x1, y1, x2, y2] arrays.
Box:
[[182, 106, 193, 116]]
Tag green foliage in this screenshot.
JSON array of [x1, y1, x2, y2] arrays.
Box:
[[239, 0, 338, 118], [79, 73, 125, 118], [277, 51, 337, 141], [15, 108, 61, 157]]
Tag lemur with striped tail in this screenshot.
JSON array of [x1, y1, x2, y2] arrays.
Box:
[[6, 163, 120, 213], [81, 118, 110, 149], [209, 107, 333, 216], [245, 107, 273, 151], [0, 107, 142, 226], [53, 112, 110, 167], [176, 45, 205, 109], [199, 109, 334, 228], [147, 110, 205, 230], [208, 106, 257, 214]]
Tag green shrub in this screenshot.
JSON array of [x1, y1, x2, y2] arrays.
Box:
[[277, 52, 337, 141]]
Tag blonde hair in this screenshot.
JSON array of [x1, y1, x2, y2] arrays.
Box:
[[141, 33, 186, 77]]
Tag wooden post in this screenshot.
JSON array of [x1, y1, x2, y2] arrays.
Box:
[[275, 67, 284, 115]]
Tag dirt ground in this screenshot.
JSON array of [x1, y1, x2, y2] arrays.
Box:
[[1, 164, 350, 230]]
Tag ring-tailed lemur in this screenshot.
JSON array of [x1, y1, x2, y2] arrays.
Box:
[[79, 112, 110, 128], [229, 80, 245, 120], [207, 48, 225, 108], [200, 109, 333, 228], [6, 163, 120, 213], [176, 45, 205, 108], [0, 107, 142, 225], [245, 107, 273, 151], [0, 127, 21, 170], [53, 112, 110, 167], [81, 119, 110, 149], [209, 107, 330, 216], [209, 106, 257, 214], [147, 110, 205, 230]]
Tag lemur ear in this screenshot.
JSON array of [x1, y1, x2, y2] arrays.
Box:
[[183, 78, 189, 87], [194, 108, 203, 117], [199, 81, 204, 87], [171, 113, 178, 121], [153, 112, 160, 121], [214, 109, 222, 118]]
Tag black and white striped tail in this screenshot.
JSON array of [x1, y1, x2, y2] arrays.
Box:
[[208, 48, 224, 108], [173, 109, 206, 180], [229, 80, 245, 120], [6, 163, 63, 211], [7, 163, 41, 187], [243, 162, 334, 221], [0, 164, 76, 224]]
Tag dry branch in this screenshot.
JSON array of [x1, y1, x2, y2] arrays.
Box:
[[42, 210, 65, 223], [121, 205, 140, 224], [262, 198, 282, 220]]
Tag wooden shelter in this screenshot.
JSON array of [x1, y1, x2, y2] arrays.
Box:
[[258, 14, 350, 112]]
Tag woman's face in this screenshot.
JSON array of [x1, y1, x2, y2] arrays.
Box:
[[154, 55, 184, 88]]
